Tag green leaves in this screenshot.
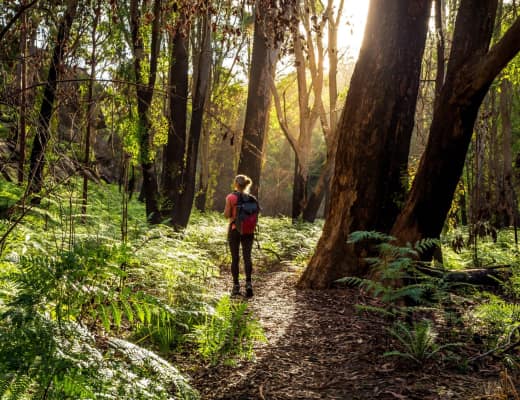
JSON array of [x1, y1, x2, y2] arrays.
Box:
[[191, 295, 266, 365]]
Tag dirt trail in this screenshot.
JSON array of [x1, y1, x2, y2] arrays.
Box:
[[185, 263, 514, 400]]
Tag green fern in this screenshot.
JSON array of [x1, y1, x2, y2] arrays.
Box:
[[339, 231, 443, 311], [384, 320, 461, 365], [191, 296, 266, 364], [472, 294, 520, 347]]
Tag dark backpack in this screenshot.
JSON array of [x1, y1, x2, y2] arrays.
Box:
[[233, 191, 259, 235]]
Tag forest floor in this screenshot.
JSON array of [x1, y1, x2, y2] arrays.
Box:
[[178, 262, 519, 400]]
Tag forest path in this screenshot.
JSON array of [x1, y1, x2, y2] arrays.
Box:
[[185, 263, 507, 400]]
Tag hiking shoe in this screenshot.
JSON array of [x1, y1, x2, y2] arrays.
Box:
[[231, 284, 240, 296], [245, 282, 253, 298]]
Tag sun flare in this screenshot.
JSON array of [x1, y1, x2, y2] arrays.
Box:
[[337, 0, 369, 60]]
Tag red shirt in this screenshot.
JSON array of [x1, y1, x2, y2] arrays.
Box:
[[225, 192, 239, 229]]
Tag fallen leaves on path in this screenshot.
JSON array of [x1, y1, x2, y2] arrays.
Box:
[[181, 264, 518, 400]]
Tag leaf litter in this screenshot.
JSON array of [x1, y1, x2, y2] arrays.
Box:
[[178, 263, 519, 399]]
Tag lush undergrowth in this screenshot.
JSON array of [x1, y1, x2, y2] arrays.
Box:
[[442, 228, 520, 368], [342, 229, 520, 377], [0, 179, 322, 399], [2, 178, 519, 398]]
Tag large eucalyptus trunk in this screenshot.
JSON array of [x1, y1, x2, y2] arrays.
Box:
[[299, 0, 432, 288], [392, 1, 520, 244]]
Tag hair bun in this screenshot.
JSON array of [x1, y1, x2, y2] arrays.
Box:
[[234, 174, 252, 191]]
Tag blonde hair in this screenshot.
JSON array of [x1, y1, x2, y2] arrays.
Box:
[[234, 174, 252, 193]]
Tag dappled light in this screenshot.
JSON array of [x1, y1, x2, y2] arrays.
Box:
[[1, 0, 520, 398]]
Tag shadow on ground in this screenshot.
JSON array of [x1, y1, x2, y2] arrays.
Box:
[[186, 264, 512, 400]]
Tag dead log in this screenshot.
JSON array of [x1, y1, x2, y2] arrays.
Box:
[[416, 264, 512, 286]]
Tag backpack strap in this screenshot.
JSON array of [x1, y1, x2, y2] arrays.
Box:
[[230, 191, 242, 227]]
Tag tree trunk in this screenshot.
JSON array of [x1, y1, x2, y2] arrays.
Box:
[[81, 2, 100, 217], [302, 157, 333, 222], [130, 0, 161, 223], [236, 0, 280, 196], [195, 123, 210, 212], [500, 78, 515, 227], [17, 6, 28, 184], [434, 0, 446, 104], [299, 0, 432, 288], [170, 12, 212, 229], [392, 1, 520, 244], [471, 114, 488, 227], [27, 0, 78, 198], [299, 0, 343, 223], [161, 30, 189, 221]]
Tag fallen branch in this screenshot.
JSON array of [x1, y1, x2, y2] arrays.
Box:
[[468, 326, 520, 363], [416, 264, 512, 285]]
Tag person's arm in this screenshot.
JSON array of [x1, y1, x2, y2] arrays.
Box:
[[224, 195, 233, 219]]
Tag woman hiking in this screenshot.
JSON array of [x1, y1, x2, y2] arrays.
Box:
[[224, 174, 259, 297]]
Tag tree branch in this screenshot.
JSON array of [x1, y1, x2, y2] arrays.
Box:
[[0, 0, 38, 44], [476, 16, 520, 88], [269, 76, 300, 157]]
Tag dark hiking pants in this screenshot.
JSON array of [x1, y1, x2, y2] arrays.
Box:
[[228, 228, 254, 284]]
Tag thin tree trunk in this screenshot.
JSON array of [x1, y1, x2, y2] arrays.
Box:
[[301, 0, 347, 222], [302, 157, 333, 222], [195, 123, 210, 212], [130, 0, 161, 223], [17, 6, 28, 184], [27, 0, 78, 198], [237, 0, 280, 196], [434, 0, 446, 104], [81, 3, 100, 217], [500, 78, 515, 226], [472, 117, 487, 225]]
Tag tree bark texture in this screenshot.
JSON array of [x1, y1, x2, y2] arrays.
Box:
[[28, 0, 78, 197], [236, 0, 280, 196], [434, 0, 446, 104], [170, 12, 212, 229], [130, 0, 161, 223], [499, 78, 516, 227], [299, 0, 432, 288], [392, 0, 520, 244], [161, 30, 189, 221]]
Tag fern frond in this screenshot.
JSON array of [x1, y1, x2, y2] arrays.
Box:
[[353, 304, 396, 317], [108, 337, 199, 399], [348, 231, 395, 244]]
